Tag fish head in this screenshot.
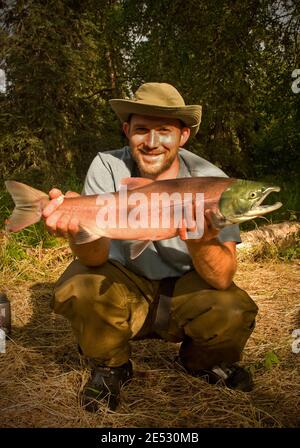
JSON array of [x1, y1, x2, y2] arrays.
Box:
[[218, 180, 282, 225]]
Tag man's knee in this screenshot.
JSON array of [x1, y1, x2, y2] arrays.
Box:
[[225, 285, 258, 330], [178, 285, 258, 342], [52, 262, 127, 319], [215, 286, 258, 335], [54, 271, 109, 302]]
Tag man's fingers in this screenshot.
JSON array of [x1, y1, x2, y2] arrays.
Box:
[[43, 189, 79, 219], [42, 187, 79, 238], [65, 191, 80, 198], [203, 209, 220, 239], [49, 188, 63, 199], [68, 216, 80, 236], [49, 188, 79, 199], [204, 209, 213, 226], [56, 213, 73, 239], [45, 210, 63, 233], [204, 209, 219, 232], [178, 218, 188, 240], [42, 195, 64, 218], [45, 210, 80, 239]]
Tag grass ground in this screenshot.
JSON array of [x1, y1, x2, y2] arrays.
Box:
[[0, 233, 299, 428]]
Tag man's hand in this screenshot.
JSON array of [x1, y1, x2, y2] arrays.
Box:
[[43, 188, 80, 239], [42, 188, 110, 267], [178, 209, 219, 243]]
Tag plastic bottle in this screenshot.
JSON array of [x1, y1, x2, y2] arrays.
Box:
[[0, 292, 11, 337], [0, 329, 5, 353]]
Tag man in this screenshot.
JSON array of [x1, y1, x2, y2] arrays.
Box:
[[43, 83, 258, 412]]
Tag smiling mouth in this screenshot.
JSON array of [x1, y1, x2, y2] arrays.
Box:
[[141, 151, 165, 156], [140, 152, 166, 162]]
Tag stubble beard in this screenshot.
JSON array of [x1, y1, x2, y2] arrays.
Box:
[[131, 150, 177, 179]]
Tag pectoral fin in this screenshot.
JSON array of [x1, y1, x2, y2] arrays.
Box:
[[73, 225, 101, 245], [130, 240, 152, 259]]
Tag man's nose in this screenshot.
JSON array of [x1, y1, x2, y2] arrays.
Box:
[[146, 130, 160, 148]]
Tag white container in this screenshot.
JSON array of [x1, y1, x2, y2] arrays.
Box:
[[0, 329, 5, 353]]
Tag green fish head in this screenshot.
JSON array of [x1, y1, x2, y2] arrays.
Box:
[[219, 180, 282, 224]]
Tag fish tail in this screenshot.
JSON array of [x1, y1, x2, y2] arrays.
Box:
[[4, 180, 49, 232]]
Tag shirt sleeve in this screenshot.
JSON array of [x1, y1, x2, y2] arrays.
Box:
[[82, 153, 116, 195], [218, 224, 242, 244]]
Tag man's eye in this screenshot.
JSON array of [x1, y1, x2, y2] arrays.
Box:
[[136, 128, 148, 133], [159, 127, 170, 133]]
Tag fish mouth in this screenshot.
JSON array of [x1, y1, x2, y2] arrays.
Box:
[[234, 186, 282, 222], [248, 186, 282, 216]]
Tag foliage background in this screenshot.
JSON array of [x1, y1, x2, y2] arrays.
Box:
[[0, 1, 299, 429], [0, 0, 299, 214]]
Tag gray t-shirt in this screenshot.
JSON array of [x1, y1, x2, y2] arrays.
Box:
[[82, 146, 241, 280]]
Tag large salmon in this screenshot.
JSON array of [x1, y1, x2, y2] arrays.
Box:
[[4, 177, 282, 258]]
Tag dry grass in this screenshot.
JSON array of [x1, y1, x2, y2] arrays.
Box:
[[0, 236, 299, 428]]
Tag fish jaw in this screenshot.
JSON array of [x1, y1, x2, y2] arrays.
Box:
[[219, 182, 282, 225], [233, 186, 282, 221]]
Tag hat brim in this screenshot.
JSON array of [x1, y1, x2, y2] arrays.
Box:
[[109, 99, 202, 138]]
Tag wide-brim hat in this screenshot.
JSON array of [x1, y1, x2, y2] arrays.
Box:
[[109, 82, 202, 138]]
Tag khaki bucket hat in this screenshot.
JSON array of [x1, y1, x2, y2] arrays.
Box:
[[109, 82, 202, 138]]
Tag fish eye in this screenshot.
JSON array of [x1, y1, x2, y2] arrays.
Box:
[[249, 192, 257, 198]]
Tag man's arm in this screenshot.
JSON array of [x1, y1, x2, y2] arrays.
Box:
[[69, 236, 110, 267], [185, 239, 237, 290], [184, 211, 237, 290]]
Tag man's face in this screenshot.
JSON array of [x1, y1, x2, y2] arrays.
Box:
[[123, 114, 190, 178]]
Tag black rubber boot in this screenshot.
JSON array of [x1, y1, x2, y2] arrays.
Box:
[[196, 364, 254, 392], [177, 358, 253, 392], [81, 360, 133, 412]]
